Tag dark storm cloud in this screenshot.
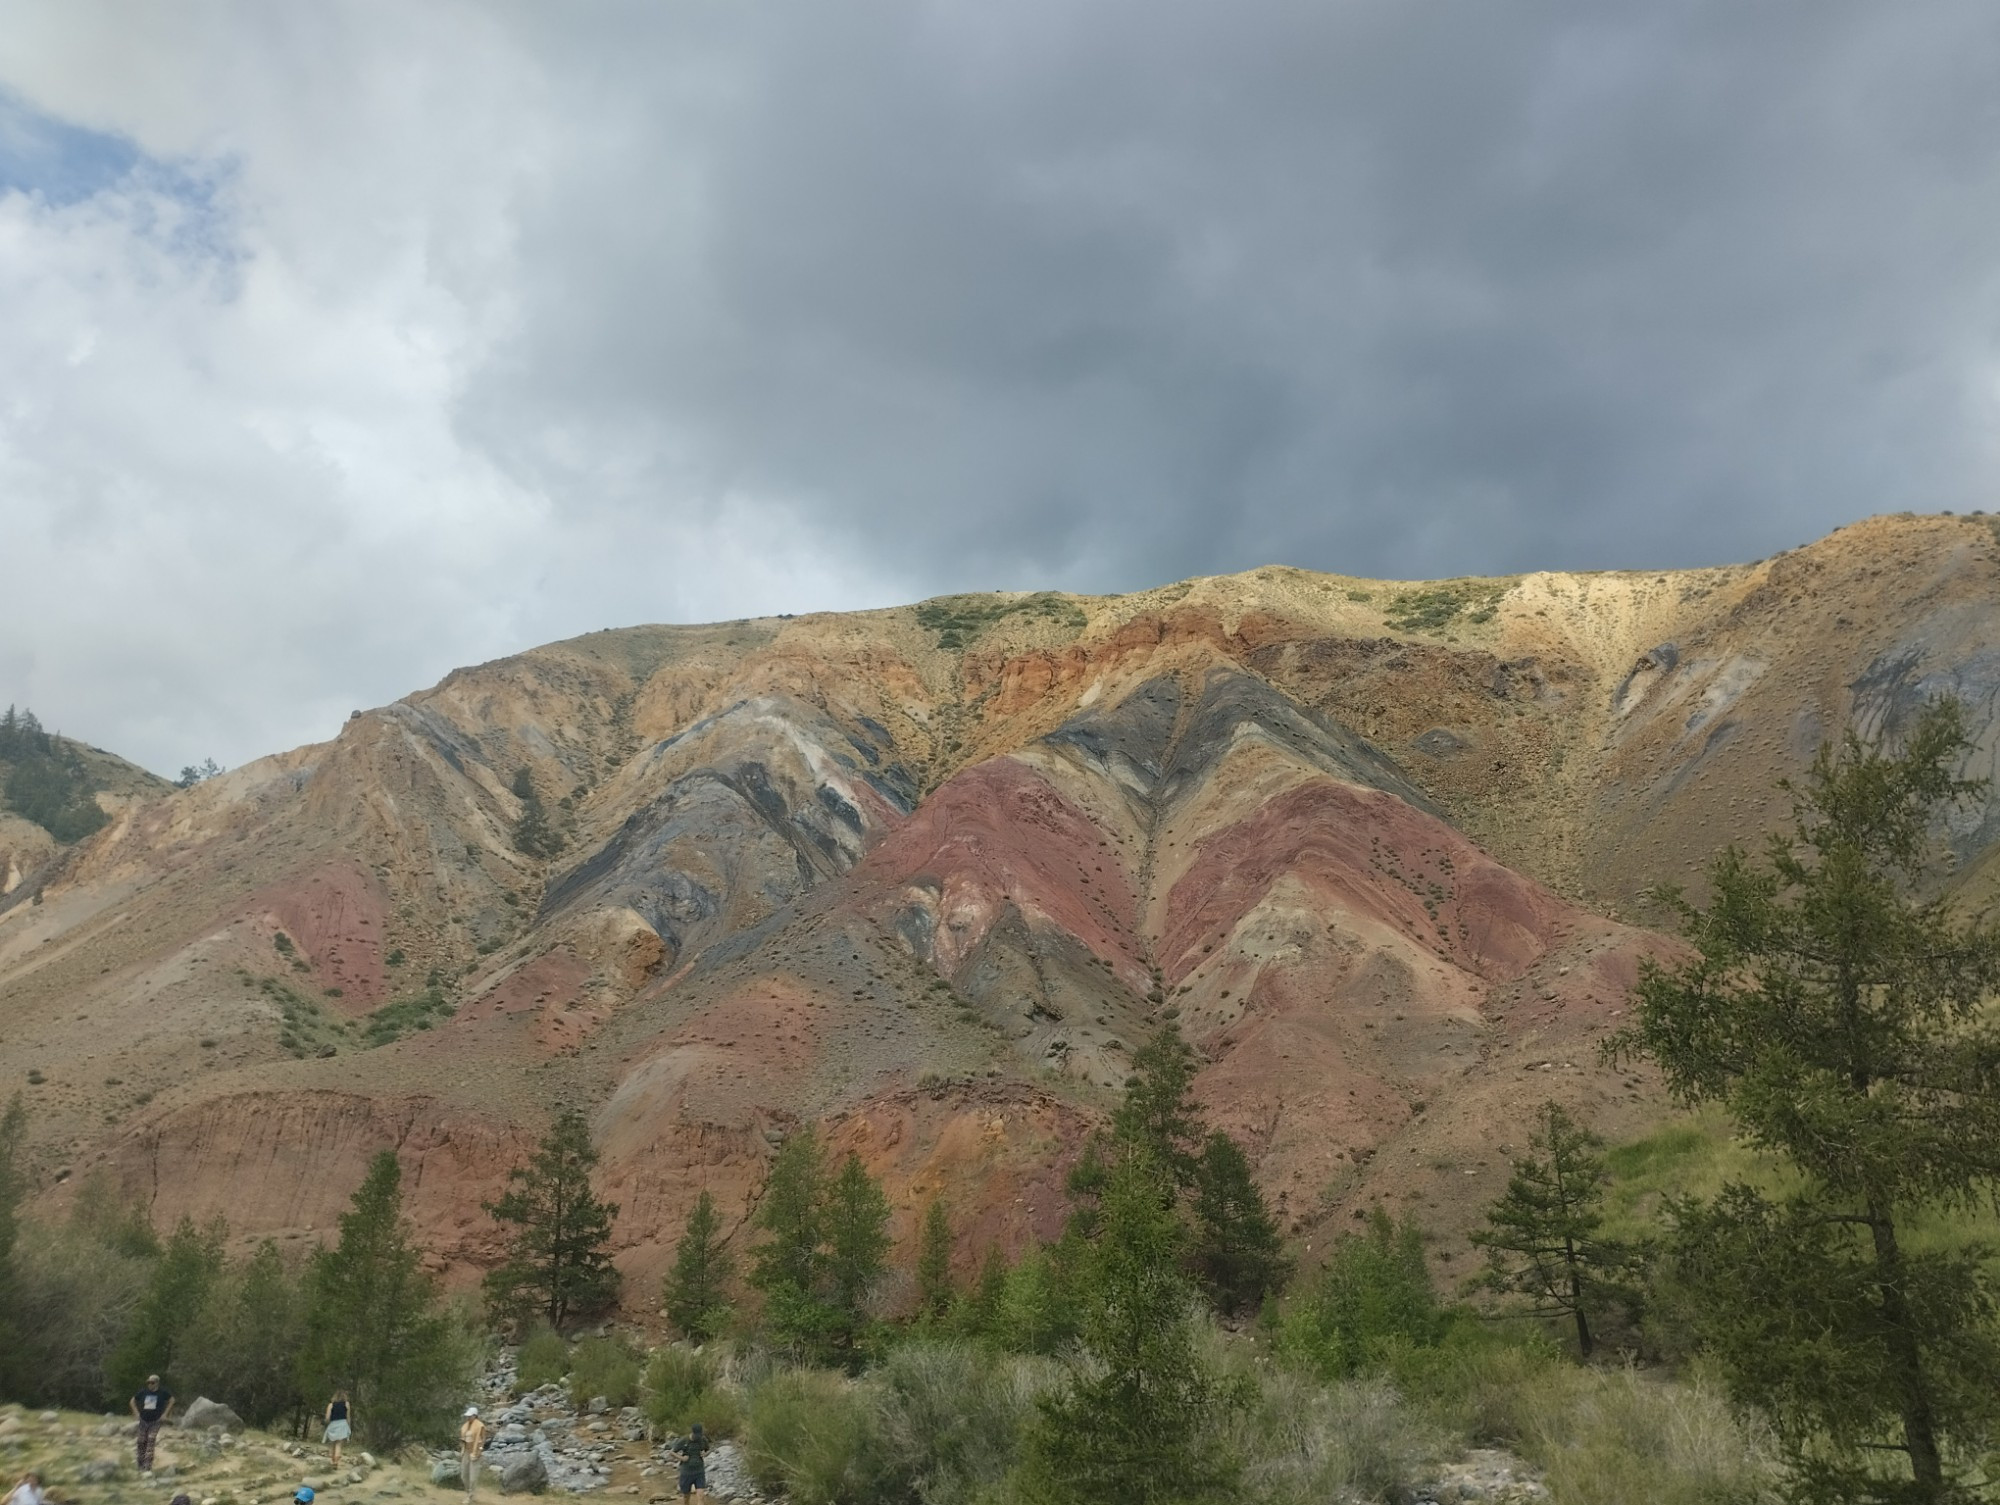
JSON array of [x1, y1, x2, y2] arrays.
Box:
[[2, 2, 1997, 772], [475, 0, 2000, 588]]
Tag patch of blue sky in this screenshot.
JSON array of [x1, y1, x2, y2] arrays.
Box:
[[0, 89, 140, 204], [0, 89, 243, 275]]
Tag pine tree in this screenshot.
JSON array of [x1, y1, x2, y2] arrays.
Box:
[[749, 1128, 826, 1297], [110, 1214, 228, 1397], [1278, 1208, 1442, 1380], [1611, 700, 2000, 1503], [914, 1198, 955, 1322], [1028, 1148, 1241, 1504], [662, 1191, 733, 1343], [483, 1108, 622, 1330], [297, 1151, 470, 1449], [747, 1131, 891, 1365], [961, 1245, 1008, 1342], [1111, 1022, 1206, 1189], [823, 1150, 892, 1361], [1189, 1130, 1289, 1317], [1470, 1101, 1626, 1357]]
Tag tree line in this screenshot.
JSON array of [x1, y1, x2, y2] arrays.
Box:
[[0, 704, 108, 843]]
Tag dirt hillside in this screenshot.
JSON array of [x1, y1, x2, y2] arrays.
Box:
[[2, 512, 1995, 1296]]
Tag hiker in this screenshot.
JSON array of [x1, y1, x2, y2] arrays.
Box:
[[130, 1373, 175, 1472], [675, 1421, 709, 1502], [459, 1406, 489, 1501], [5, 1470, 47, 1505], [322, 1390, 352, 1466]]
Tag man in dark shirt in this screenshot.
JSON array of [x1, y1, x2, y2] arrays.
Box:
[[130, 1375, 175, 1472]]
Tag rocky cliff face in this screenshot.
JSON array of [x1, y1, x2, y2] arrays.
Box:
[[3, 512, 1996, 1298]]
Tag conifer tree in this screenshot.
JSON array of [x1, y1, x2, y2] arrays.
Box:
[[823, 1150, 892, 1361], [1028, 1147, 1240, 1504], [1189, 1130, 1290, 1317], [1111, 1022, 1206, 1189], [297, 1151, 469, 1448], [110, 1213, 228, 1397], [662, 1190, 733, 1343], [1470, 1101, 1625, 1357], [914, 1198, 955, 1322], [484, 1107, 622, 1329], [747, 1130, 892, 1365], [1612, 700, 2000, 1503], [962, 1245, 1008, 1342], [749, 1128, 826, 1301]]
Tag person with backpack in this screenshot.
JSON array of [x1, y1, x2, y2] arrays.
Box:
[[674, 1421, 709, 1501]]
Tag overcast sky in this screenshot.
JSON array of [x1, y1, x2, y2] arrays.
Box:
[[2, 3, 1997, 775]]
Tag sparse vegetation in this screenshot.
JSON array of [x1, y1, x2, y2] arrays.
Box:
[[359, 986, 455, 1045], [914, 592, 1087, 650], [1384, 578, 1510, 632], [511, 765, 565, 859]]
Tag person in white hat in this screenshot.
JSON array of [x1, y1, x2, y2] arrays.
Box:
[[459, 1406, 489, 1501]]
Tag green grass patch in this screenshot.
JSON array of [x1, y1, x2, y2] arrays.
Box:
[[260, 976, 351, 1058], [361, 987, 457, 1046], [914, 592, 1087, 650], [1384, 579, 1511, 633]]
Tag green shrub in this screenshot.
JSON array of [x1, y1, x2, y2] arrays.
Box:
[[1230, 1366, 1445, 1505], [873, 1341, 1054, 1505], [516, 1327, 568, 1392], [643, 1345, 741, 1437], [1381, 1319, 1564, 1445], [743, 1368, 889, 1505], [362, 988, 456, 1046], [568, 1334, 643, 1409], [994, 1244, 1078, 1356], [1278, 1210, 1445, 1380]]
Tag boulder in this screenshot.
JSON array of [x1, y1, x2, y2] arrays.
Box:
[[78, 1458, 121, 1483], [500, 1452, 550, 1494], [431, 1459, 463, 1488], [177, 1398, 245, 1433]]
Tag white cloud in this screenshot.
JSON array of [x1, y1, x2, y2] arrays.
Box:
[[0, 2, 1997, 775]]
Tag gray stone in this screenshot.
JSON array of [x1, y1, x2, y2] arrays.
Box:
[[499, 1451, 549, 1494], [78, 1458, 121, 1483], [177, 1398, 245, 1433], [431, 1458, 463, 1488]]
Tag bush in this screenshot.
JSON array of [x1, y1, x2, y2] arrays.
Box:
[[1516, 1363, 1778, 1505], [644, 1345, 741, 1438], [1383, 1319, 1563, 1445], [1277, 1209, 1444, 1380], [1230, 1367, 1445, 1505], [5, 1218, 151, 1409], [568, 1334, 643, 1409], [873, 1341, 1055, 1505], [516, 1327, 568, 1393], [743, 1368, 889, 1505]]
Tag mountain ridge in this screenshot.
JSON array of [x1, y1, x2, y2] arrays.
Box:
[[2, 510, 1995, 1300]]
